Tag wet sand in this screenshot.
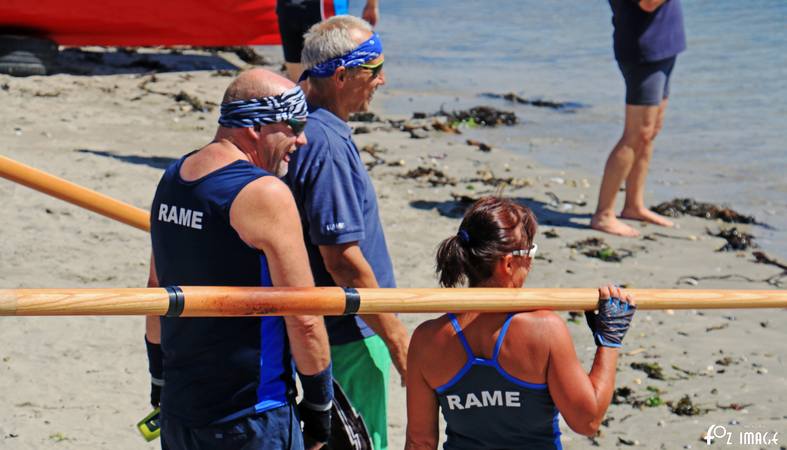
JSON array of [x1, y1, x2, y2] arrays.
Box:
[[0, 49, 784, 449]]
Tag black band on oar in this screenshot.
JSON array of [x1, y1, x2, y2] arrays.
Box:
[[342, 287, 360, 315], [165, 286, 185, 317]]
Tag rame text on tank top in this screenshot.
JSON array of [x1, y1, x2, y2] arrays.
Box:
[[435, 313, 563, 450], [150, 154, 294, 427]]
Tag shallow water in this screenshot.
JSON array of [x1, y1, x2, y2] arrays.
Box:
[[364, 0, 787, 259]]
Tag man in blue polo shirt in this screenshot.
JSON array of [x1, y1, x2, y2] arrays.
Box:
[[284, 15, 408, 450], [591, 0, 686, 237]]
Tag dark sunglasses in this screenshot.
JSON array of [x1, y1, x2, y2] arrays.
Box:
[[285, 118, 307, 135], [358, 60, 384, 79]]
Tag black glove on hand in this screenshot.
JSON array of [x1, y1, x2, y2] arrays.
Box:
[[150, 383, 161, 408], [585, 286, 636, 348], [298, 401, 331, 446], [145, 336, 164, 408]]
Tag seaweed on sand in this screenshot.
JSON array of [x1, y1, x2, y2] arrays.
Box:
[[400, 167, 457, 186], [630, 362, 666, 380], [480, 92, 586, 112], [707, 227, 757, 251], [651, 198, 757, 224], [569, 238, 633, 262], [437, 106, 517, 127], [668, 395, 707, 416], [612, 386, 664, 409]]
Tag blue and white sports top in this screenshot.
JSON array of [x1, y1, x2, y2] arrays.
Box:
[[436, 313, 563, 450], [150, 154, 294, 427]]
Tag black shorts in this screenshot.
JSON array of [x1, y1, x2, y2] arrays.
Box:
[[618, 56, 677, 106], [277, 0, 324, 63]]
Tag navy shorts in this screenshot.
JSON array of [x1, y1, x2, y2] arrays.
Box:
[[161, 404, 304, 450], [276, 0, 324, 63], [618, 56, 677, 106]]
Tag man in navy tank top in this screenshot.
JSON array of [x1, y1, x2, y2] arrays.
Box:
[[591, 0, 686, 237], [145, 68, 334, 450]]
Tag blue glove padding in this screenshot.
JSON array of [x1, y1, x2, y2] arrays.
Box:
[[585, 296, 636, 348]]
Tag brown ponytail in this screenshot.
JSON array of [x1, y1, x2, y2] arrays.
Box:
[[435, 197, 537, 287]]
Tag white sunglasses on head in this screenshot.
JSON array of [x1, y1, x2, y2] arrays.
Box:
[[511, 243, 538, 258]]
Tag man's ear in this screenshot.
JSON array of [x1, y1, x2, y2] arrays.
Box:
[[245, 125, 260, 141], [334, 66, 347, 85]]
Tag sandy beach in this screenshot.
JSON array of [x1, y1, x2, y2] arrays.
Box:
[[1, 48, 785, 449]]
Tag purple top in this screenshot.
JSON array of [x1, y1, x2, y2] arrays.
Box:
[[610, 0, 686, 63]]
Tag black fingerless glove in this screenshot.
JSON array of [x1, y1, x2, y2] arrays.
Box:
[[298, 401, 332, 445], [145, 336, 164, 407], [297, 364, 333, 445], [585, 296, 636, 348]]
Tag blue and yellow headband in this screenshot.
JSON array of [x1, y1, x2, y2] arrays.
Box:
[[299, 32, 383, 81]]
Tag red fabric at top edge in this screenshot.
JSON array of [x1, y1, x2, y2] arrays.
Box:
[[0, 0, 281, 46]]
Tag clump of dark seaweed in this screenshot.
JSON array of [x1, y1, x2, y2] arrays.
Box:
[[612, 386, 633, 405], [630, 361, 666, 380], [437, 106, 517, 127], [232, 47, 268, 65], [400, 166, 457, 186], [569, 238, 632, 262], [480, 92, 586, 112], [174, 91, 213, 112], [668, 395, 706, 416], [612, 386, 664, 409], [651, 198, 757, 224], [752, 251, 787, 271], [708, 227, 757, 252]]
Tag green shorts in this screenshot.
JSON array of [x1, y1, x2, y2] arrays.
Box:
[[330, 334, 391, 450]]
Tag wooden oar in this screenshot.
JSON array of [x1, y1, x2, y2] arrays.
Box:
[[0, 154, 150, 231], [1, 287, 785, 317]]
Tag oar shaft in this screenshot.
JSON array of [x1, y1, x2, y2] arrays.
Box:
[[0, 155, 150, 231], [1, 287, 785, 317], [356, 288, 787, 312]]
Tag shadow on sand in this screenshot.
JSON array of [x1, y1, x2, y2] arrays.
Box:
[[75, 149, 176, 170], [52, 48, 239, 76], [410, 196, 590, 229]]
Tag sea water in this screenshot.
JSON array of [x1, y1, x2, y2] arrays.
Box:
[[362, 0, 787, 259]]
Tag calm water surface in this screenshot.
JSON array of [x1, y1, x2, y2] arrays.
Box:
[[357, 0, 787, 259]]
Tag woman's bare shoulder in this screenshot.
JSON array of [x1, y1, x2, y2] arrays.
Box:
[[507, 310, 569, 340], [412, 315, 451, 341], [410, 315, 454, 358]]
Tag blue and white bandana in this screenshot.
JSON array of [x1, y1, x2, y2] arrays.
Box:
[[299, 32, 383, 81], [218, 86, 308, 128]]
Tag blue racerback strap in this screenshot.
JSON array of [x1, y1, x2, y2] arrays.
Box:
[[447, 313, 475, 360], [492, 313, 516, 362]]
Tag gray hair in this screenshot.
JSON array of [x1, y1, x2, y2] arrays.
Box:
[[301, 15, 373, 70]]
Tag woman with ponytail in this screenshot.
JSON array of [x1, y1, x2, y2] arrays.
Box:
[[405, 197, 637, 450]]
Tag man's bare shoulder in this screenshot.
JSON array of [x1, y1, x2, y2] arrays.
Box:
[[233, 175, 294, 212], [230, 175, 300, 249]]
